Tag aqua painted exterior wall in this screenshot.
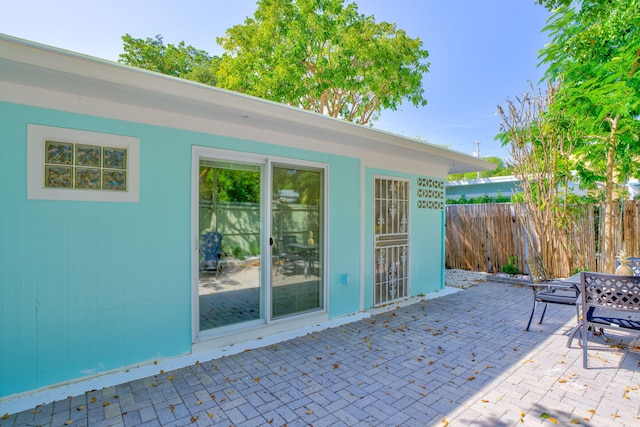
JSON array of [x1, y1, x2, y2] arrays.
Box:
[[0, 101, 362, 398]]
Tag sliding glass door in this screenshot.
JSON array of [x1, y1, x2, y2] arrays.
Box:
[[271, 165, 324, 319], [194, 149, 325, 336], [198, 158, 263, 331]]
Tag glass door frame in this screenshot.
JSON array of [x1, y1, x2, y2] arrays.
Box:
[[191, 146, 329, 343]]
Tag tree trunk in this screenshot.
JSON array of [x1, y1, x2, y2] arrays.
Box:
[[602, 115, 620, 272]]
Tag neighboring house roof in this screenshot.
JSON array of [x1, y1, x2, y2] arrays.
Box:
[[0, 34, 494, 175], [446, 176, 520, 199]]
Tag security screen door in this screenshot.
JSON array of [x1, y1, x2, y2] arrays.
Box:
[[373, 176, 410, 306]]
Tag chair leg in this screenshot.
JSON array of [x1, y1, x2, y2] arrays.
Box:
[[525, 299, 537, 331], [582, 319, 589, 368], [538, 302, 549, 325]]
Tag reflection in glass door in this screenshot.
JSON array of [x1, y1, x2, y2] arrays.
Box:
[[198, 159, 262, 331], [271, 165, 324, 319]]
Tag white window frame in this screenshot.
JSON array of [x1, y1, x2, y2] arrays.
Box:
[[27, 124, 140, 202]]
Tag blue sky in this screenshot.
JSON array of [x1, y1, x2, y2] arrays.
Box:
[[1, 0, 551, 159]]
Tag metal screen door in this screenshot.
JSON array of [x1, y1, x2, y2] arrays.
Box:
[[373, 177, 410, 306]]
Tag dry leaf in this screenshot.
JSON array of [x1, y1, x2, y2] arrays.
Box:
[[64, 420, 73, 425], [91, 397, 97, 403], [306, 410, 314, 415], [558, 379, 567, 383], [190, 416, 199, 423], [208, 413, 214, 418], [570, 420, 580, 424], [467, 376, 476, 381], [76, 405, 85, 411], [254, 377, 260, 383], [1, 413, 8, 420], [169, 404, 175, 413], [333, 363, 339, 369], [160, 370, 164, 374], [153, 361, 158, 365], [588, 409, 596, 414], [102, 402, 110, 407], [481, 399, 490, 403], [195, 400, 202, 405], [168, 376, 174, 381]]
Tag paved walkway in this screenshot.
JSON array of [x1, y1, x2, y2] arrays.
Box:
[[3, 281, 640, 426]]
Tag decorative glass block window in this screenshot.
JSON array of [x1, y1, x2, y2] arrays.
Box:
[[28, 124, 139, 202]]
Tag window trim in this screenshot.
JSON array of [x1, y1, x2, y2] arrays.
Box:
[[27, 124, 140, 202]]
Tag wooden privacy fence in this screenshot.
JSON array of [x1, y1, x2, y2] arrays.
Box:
[[445, 201, 640, 278]]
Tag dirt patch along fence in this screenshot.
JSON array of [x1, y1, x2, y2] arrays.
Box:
[[444, 201, 640, 278]]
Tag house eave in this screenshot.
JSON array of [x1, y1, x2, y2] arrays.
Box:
[[0, 34, 493, 174]]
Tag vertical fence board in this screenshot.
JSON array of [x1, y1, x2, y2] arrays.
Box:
[[444, 202, 615, 278]]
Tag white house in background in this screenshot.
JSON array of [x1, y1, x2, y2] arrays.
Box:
[[0, 34, 494, 413], [446, 175, 586, 201], [446, 176, 521, 201]]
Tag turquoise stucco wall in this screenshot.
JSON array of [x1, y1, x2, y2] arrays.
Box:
[[364, 168, 445, 309], [0, 101, 361, 398]]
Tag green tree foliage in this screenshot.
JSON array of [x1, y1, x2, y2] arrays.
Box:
[[447, 156, 511, 181], [119, 34, 220, 85], [538, 0, 640, 271], [215, 0, 430, 125]]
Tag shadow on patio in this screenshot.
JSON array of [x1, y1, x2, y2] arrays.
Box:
[[4, 281, 640, 426]]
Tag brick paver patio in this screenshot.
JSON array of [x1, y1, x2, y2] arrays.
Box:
[[2, 280, 639, 426]]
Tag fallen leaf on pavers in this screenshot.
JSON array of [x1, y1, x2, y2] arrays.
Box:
[[102, 402, 110, 407], [64, 420, 73, 425], [91, 397, 97, 404], [253, 377, 260, 383], [467, 376, 476, 381], [2, 414, 9, 420], [558, 379, 567, 383], [588, 409, 596, 414], [211, 394, 216, 400], [268, 418, 274, 424], [441, 418, 450, 426], [169, 404, 175, 413], [151, 383, 157, 387], [76, 405, 85, 411], [481, 399, 490, 403], [168, 376, 173, 381], [540, 413, 559, 423], [195, 400, 202, 405], [306, 410, 314, 415], [160, 370, 164, 374], [190, 416, 199, 423], [153, 361, 158, 365], [612, 413, 621, 419], [513, 347, 520, 351], [419, 393, 428, 397], [333, 363, 339, 369], [570, 419, 580, 424], [207, 413, 214, 419]]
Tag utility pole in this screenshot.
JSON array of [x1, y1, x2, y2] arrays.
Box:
[[474, 139, 481, 179]]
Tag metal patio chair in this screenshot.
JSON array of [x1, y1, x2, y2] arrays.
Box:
[[200, 231, 224, 277], [524, 256, 580, 332], [576, 272, 640, 368]]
